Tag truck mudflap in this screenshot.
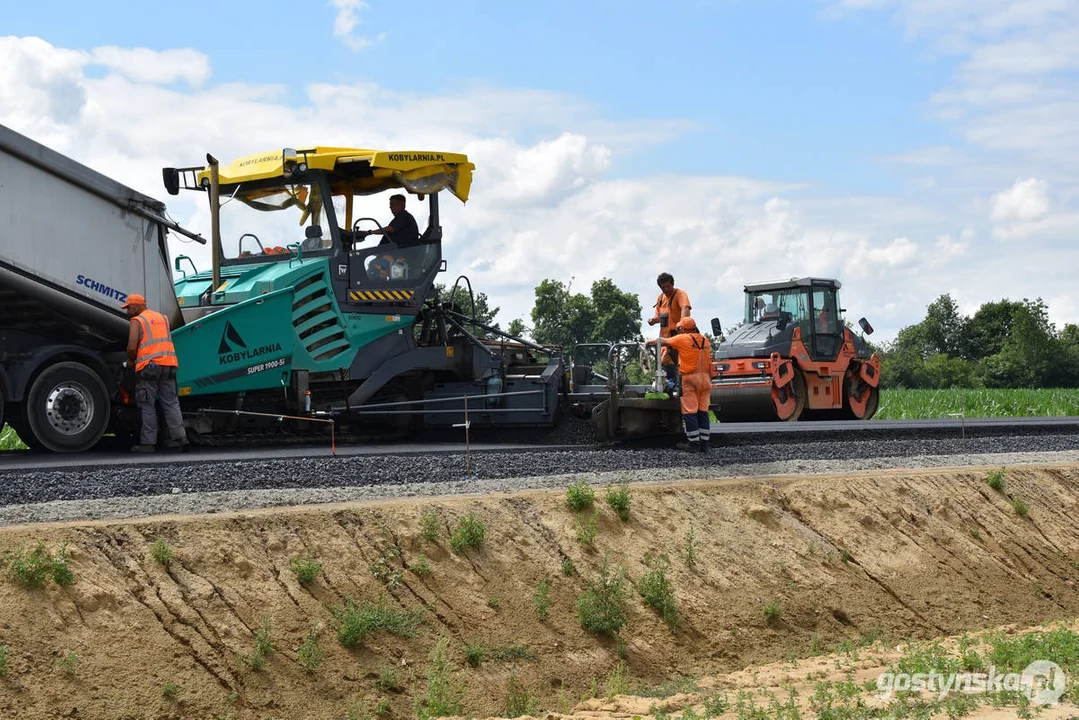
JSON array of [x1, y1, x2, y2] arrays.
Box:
[[172, 289, 296, 397]]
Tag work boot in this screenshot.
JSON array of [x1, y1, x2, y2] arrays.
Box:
[[131, 444, 156, 453], [699, 439, 710, 454], [675, 440, 700, 453]]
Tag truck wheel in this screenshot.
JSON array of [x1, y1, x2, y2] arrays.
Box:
[[25, 362, 111, 453]]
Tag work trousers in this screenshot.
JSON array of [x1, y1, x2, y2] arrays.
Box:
[[680, 372, 711, 444], [135, 364, 186, 446]]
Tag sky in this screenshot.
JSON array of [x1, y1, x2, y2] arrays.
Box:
[[2, 0, 1078, 344]]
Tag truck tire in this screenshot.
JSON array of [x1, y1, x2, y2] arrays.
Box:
[[25, 361, 111, 453]]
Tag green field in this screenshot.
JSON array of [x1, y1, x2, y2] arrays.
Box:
[[876, 388, 1079, 420]]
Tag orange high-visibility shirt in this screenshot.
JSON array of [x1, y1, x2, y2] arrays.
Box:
[[666, 332, 711, 376], [134, 309, 178, 372]]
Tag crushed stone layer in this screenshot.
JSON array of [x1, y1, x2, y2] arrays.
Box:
[[3, 448, 1079, 527]]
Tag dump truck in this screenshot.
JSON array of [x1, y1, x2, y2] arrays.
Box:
[[0, 123, 206, 452], [708, 277, 880, 421]]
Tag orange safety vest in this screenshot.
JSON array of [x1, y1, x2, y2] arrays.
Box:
[[134, 309, 179, 372], [668, 332, 711, 376]]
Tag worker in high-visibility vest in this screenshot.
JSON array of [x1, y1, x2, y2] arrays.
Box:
[[647, 316, 713, 453], [122, 293, 189, 453]]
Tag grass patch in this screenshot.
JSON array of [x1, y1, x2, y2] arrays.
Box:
[[566, 479, 595, 511], [334, 596, 424, 648], [605, 482, 631, 521], [605, 660, 633, 697], [374, 663, 401, 692], [763, 600, 782, 623], [577, 555, 629, 636], [5, 540, 74, 588], [161, 682, 179, 699], [449, 513, 486, 554], [638, 554, 678, 630], [464, 643, 537, 667], [289, 553, 321, 584], [0, 645, 8, 677], [1012, 497, 1030, 517], [561, 556, 576, 576]]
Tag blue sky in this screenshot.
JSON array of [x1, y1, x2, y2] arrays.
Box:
[[2, 0, 1078, 341]]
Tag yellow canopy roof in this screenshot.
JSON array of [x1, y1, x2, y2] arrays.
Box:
[[197, 147, 475, 203]]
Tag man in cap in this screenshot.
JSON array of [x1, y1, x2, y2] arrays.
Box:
[[123, 293, 189, 452], [646, 316, 713, 453], [647, 272, 691, 393]]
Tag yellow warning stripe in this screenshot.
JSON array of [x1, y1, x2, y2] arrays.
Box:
[[349, 289, 416, 302]]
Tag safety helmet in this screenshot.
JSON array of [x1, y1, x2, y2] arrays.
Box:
[[676, 317, 697, 332]]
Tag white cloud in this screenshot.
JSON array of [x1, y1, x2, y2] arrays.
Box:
[[328, 0, 386, 51], [991, 178, 1049, 222], [2, 35, 1078, 341], [89, 47, 210, 87]]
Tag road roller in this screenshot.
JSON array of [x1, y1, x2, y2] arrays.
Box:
[[708, 277, 880, 422]]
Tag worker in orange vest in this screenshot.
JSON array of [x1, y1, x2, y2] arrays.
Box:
[[122, 293, 189, 453], [647, 317, 712, 453], [647, 272, 691, 394]]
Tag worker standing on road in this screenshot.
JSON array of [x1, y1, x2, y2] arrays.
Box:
[[647, 317, 712, 453], [647, 273, 691, 394], [123, 294, 189, 453]]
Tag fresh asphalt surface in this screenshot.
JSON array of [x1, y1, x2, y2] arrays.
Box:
[[1, 416, 1078, 472]]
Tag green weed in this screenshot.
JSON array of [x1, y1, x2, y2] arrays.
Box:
[[297, 627, 322, 673], [150, 537, 173, 566], [0, 425, 27, 451], [420, 508, 441, 542], [987, 467, 1006, 492], [375, 663, 401, 692], [415, 636, 465, 720], [680, 525, 698, 568], [566, 479, 596, 511], [410, 553, 432, 576], [5, 540, 74, 587], [577, 555, 629, 636], [289, 553, 321, 584], [449, 513, 486, 553], [533, 576, 550, 619], [370, 556, 403, 587], [57, 651, 78, 675], [576, 510, 599, 549], [504, 671, 537, 718], [605, 483, 631, 521], [161, 682, 179, 699], [0, 645, 8, 677], [638, 554, 678, 630], [561, 557, 576, 576], [605, 660, 633, 697], [1012, 497, 1030, 517], [763, 600, 782, 623]]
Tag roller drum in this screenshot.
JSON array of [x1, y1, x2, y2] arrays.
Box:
[[710, 384, 777, 422]]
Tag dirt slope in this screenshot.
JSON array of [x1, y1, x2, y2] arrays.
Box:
[[1, 463, 1079, 719]]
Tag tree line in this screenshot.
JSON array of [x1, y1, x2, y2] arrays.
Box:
[[876, 295, 1079, 390]]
